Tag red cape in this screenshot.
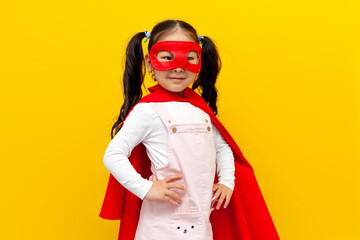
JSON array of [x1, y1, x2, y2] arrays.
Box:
[[100, 84, 280, 240]]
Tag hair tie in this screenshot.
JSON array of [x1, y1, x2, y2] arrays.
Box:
[[197, 35, 204, 43], [144, 30, 151, 43]]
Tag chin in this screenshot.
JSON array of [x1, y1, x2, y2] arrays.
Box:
[[168, 86, 186, 93], [170, 88, 184, 93]]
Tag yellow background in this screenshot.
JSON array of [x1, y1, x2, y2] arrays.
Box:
[[1, 0, 359, 239]]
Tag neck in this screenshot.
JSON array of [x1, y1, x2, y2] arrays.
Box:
[[154, 84, 188, 97]]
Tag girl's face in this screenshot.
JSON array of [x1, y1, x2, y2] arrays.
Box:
[[145, 29, 199, 93]]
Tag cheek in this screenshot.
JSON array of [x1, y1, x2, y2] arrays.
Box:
[[188, 72, 197, 79], [154, 70, 170, 79], [154, 70, 164, 75]]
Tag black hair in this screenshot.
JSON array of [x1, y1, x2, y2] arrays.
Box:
[[110, 19, 222, 139]]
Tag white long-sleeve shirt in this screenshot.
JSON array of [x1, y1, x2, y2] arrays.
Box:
[[103, 101, 235, 200]]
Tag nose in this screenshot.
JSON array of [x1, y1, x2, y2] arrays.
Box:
[[172, 67, 184, 72]]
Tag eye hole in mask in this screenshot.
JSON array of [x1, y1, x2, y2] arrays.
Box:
[[156, 50, 200, 64]]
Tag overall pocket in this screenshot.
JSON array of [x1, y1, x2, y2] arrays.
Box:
[[170, 211, 204, 240]]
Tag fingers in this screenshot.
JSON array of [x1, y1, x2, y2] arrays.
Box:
[[161, 175, 184, 205], [224, 194, 231, 208], [212, 184, 233, 210], [164, 195, 180, 206], [167, 182, 185, 191], [161, 174, 185, 191], [165, 190, 182, 204], [152, 174, 185, 191], [147, 174, 185, 206], [216, 193, 226, 210], [212, 189, 222, 204], [163, 174, 182, 183]]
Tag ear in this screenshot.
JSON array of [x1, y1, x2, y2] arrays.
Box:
[[144, 54, 153, 72]]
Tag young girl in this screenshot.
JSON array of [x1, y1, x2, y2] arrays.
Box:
[[100, 19, 279, 240]]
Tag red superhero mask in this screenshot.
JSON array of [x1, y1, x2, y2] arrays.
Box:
[[149, 41, 202, 73]]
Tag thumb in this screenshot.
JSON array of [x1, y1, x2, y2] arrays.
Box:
[[152, 174, 158, 181]]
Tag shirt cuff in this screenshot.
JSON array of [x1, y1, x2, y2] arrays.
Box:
[[137, 180, 154, 200]]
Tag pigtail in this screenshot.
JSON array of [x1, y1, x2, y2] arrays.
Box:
[[192, 36, 222, 116], [110, 32, 147, 139]]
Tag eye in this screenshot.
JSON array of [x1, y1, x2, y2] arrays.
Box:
[[156, 50, 174, 62], [187, 51, 199, 64]]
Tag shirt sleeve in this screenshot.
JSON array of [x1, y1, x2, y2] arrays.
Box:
[[103, 103, 154, 200], [212, 122, 236, 191]]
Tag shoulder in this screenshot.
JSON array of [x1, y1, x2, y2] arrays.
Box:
[[132, 102, 156, 112], [125, 102, 158, 123]]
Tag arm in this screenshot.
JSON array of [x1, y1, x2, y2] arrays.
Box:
[[213, 122, 235, 191], [103, 103, 154, 200], [211, 122, 235, 209]]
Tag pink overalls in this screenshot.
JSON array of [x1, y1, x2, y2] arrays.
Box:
[[134, 102, 217, 240]]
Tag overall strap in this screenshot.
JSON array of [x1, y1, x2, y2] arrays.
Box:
[[148, 102, 175, 128], [197, 107, 211, 124]]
